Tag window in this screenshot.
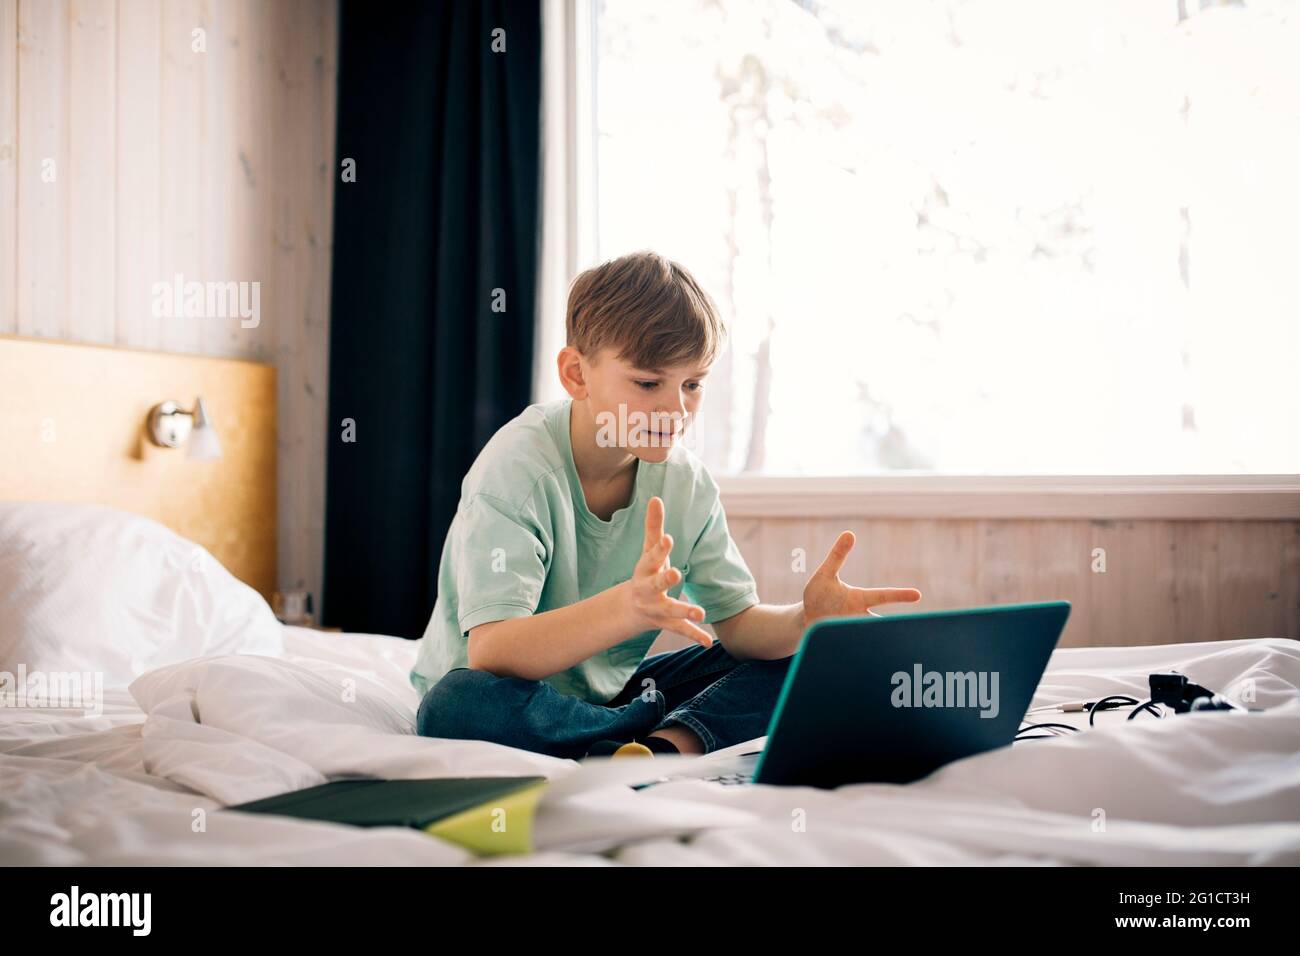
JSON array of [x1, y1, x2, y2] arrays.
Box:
[[586, 0, 1300, 477]]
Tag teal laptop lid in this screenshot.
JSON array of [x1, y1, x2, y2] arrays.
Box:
[[752, 601, 1070, 788]]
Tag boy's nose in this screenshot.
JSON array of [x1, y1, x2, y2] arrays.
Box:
[[658, 405, 686, 428]]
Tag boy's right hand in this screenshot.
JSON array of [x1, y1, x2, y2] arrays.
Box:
[[626, 496, 713, 647]]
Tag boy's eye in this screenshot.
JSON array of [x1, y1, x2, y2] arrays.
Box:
[[632, 379, 704, 392]]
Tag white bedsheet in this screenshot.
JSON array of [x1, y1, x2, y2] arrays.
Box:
[[2, 627, 1297, 865]]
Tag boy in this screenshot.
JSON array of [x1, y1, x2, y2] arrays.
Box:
[[411, 251, 921, 760]]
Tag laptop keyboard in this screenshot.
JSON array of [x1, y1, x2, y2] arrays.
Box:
[[704, 771, 753, 786], [700, 750, 762, 786], [630, 770, 751, 791], [627, 750, 762, 791]]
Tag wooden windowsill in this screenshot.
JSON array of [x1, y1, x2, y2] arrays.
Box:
[[717, 475, 1300, 520]]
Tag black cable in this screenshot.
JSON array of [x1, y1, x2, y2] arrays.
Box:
[[1126, 699, 1164, 720], [1017, 698, 1166, 741], [1088, 695, 1141, 727], [1089, 695, 1139, 710], [1018, 721, 1081, 735]]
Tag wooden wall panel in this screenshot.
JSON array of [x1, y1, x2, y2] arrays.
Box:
[[980, 520, 1092, 645], [715, 516, 1299, 649], [757, 518, 813, 605], [157, 0, 203, 355], [115, 0, 163, 350], [274, 0, 337, 597], [1216, 521, 1294, 642], [15, 0, 69, 339], [67, 0, 116, 344], [1, 0, 339, 610], [0, 0, 15, 333], [1165, 521, 1219, 643]]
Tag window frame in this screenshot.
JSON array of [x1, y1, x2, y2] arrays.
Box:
[[717, 474, 1300, 520], [541, 0, 1300, 520]]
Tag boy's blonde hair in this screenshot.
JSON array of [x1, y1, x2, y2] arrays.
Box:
[[566, 251, 726, 370]]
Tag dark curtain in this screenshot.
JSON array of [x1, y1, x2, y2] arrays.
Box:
[[323, 0, 541, 637]]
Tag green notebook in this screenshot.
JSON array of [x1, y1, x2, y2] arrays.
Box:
[[225, 776, 551, 857]]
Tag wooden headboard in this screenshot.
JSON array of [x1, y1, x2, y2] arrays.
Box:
[[0, 336, 277, 599]]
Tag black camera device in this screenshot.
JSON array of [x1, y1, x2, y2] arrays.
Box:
[[1148, 672, 1246, 713]]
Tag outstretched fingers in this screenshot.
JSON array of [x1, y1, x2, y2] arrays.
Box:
[[643, 496, 666, 552], [813, 530, 856, 580], [861, 587, 923, 608]]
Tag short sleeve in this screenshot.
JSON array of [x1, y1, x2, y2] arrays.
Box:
[[682, 491, 760, 624], [453, 494, 549, 634]]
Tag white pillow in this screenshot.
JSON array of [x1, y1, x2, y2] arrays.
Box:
[[0, 502, 283, 686]]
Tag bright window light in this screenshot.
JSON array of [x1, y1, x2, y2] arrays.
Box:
[[590, 0, 1300, 475]]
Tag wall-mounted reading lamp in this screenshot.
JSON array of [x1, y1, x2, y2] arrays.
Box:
[[146, 398, 224, 460]]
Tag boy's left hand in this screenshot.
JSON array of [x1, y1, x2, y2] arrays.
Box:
[[803, 530, 922, 627]]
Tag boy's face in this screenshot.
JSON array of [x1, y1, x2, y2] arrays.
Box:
[[568, 347, 710, 463]]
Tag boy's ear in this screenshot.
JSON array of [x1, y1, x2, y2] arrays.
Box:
[[557, 346, 588, 400]]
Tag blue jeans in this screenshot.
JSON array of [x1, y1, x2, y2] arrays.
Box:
[[415, 640, 794, 760]]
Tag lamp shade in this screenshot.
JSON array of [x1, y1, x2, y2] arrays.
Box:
[[187, 396, 223, 461]]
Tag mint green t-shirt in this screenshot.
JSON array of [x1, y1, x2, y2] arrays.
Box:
[[409, 398, 760, 705]]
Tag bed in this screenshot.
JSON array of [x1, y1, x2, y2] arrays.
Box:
[[2, 502, 1298, 867]]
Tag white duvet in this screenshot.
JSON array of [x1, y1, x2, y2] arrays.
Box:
[[2, 627, 1298, 866]]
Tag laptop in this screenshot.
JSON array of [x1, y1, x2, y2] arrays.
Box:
[[633, 601, 1070, 790]]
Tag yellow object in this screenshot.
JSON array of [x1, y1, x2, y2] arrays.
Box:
[[422, 780, 550, 857], [613, 742, 655, 758]]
